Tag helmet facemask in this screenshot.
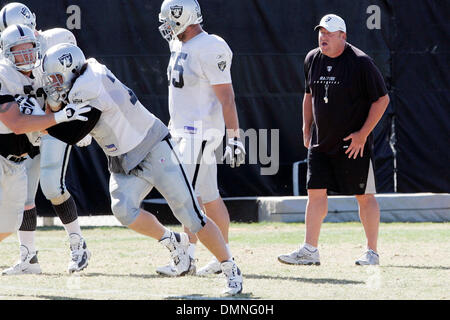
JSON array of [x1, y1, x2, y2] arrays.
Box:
[[43, 72, 71, 102], [6, 42, 40, 71]]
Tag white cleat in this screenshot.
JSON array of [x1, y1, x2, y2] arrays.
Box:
[[68, 233, 91, 273], [156, 258, 196, 277], [221, 260, 243, 296], [196, 258, 223, 276], [2, 245, 42, 275], [158, 232, 192, 276], [277, 246, 321, 265], [355, 249, 379, 265]]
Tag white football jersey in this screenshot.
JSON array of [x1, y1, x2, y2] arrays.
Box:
[[37, 28, 77, 55], [68, 58, 160, 156], [167, 31, 233, 140], [0, 59, 45, 134]]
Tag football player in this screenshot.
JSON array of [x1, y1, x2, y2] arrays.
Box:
[[0, 25, 90, 252], [157, 0, 245, 277], [39, 42, 243, 295], [0, 2, 92, 275]]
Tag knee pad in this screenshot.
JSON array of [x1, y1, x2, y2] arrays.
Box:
[[111, 196, 140, 226], [40, 166, 67, 200]]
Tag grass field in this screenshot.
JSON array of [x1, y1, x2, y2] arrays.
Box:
[[0, 222, 448, 300]]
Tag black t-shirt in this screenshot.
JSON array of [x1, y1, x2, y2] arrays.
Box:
[[304, 43, 387, 154]]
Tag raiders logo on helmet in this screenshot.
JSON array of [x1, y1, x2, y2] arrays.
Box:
[[58, 53, 73, 68], [170, 5, 183, 19], [20, 7, 31, 19]]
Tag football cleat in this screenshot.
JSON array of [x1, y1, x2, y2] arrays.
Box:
[[158, 232, 192, 276], [221, 260, 243, 295], [355, 249, 379, 265], [156, 258, 196, 277], [277, 245, 321, 265], [68, 233, 91, 273], [2, 245, 42, 275], [196, 258, 223, 276]]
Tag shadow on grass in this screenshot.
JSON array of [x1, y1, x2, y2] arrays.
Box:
[[2, 293, 91, 300], [245, 274, 364, 285], [164, 293, 257, 300], [37, 226, 124, 232], [54, 272, 163, 279], [383, 265, 450, 270]]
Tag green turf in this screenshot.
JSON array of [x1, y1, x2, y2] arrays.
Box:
[[0, 222, 448, 300]]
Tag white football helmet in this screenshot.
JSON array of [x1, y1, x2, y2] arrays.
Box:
[[158, 0, 203, 42], [0, 2, 36, 32], [42, 43, 86, 102], [0, 24, 40, 71]]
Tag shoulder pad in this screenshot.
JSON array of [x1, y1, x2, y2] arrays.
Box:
[[68, 61, 101, 103]]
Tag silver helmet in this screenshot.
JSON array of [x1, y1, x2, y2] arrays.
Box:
[[42, 43, 86, 102], [0, 24, 40, 71], [158, 0, 202, 42], [0, 2, 36, 32]]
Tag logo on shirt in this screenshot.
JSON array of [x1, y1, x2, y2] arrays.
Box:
[[58, 53, 73, 68], [218, 60, 227, 72], [327, 66, 332, 72], [184, 126, 198, 134], [170, 5, 183, 19], [105, 144, 118, 152]]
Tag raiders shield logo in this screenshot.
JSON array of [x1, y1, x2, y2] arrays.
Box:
[[170, 5, 183, 19], [327, 66, 332, 72], [58, 53, 73, 68], [20, 7, 31, 19], [218, 61, 227, 72]]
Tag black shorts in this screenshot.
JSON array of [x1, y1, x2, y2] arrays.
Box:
[[306, 144, 376, 195]]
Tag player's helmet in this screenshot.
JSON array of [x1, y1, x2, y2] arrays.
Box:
[[0, 24, 40, 71], [159, 0, 202, 42], [42, 43, 86, 102], [0, 2, 36, 33]]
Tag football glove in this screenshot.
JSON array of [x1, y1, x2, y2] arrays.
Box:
[[222, 137, 246, 168], [54, 101, 91, 123], [76, 134, 93, 147]]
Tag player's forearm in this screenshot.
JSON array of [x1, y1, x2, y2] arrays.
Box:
[[359, 94, 390, 138], [302, 93, 313, 134], [223, 101, 240, 138], [12, 113, 57, 134]]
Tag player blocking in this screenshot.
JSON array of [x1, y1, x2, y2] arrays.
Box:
[[39, 42, 243, 295]]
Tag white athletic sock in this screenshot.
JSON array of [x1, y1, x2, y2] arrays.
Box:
[[160, 228, 172, 241], [18, 231, 36, 253], [303, 243, 317, 252], [63, 219, 82, 237], [187, 243, 196, 259], [225, 243, 232, 259]]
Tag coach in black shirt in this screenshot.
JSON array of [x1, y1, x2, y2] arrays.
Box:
[[278, 14, 390, 266]]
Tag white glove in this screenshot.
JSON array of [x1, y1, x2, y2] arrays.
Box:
[[76, 134, 92, 147], [222, 137, 246, 168], [54, 101, 91, 123]]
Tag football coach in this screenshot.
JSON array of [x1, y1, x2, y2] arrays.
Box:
[[278, 14, 390, 266]]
